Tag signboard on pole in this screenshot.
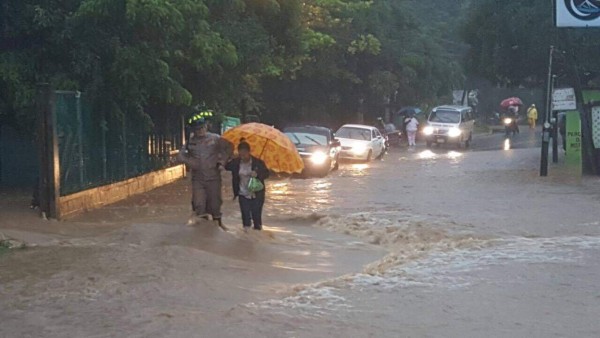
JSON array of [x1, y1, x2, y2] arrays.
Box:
[[566, 111, 582, 169], [552, 88, 577, 111], [556, 0, 600, 27], [220, 116, 240, 134], [452, 90, 464, 105]]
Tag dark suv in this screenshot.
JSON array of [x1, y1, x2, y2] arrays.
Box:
[[284, 126, 341, 177]]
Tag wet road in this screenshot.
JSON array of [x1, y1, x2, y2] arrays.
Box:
[[2, 125, 600, 338], [244, 130, 600, 337], [434, 125, 542, 152]]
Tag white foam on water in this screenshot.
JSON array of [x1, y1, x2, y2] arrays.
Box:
[[237, 235, 600, 318], [316, 210, 464, 247], [353, 235, 600, 291], [242, 286, 351, 319], [563, 220, 600, 227], [316, 210, 489, 275]]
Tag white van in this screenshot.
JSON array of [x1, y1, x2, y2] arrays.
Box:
[[422, 105, 475, 148]]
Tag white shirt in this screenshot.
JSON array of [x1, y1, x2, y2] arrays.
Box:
[[406, 117, 419, 132], [239, 160, 254, 199]]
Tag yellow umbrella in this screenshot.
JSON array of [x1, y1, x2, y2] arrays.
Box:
[[222, 123, 304, 174]]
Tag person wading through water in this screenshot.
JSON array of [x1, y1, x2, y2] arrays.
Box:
[[225, 141, 269, 231], [178, 113, 232, 229]]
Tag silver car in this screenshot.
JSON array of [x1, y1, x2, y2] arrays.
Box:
[[422, 105, 475, 148]]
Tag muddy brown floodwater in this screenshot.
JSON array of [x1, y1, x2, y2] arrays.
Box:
[[2, 141, 600, 337]]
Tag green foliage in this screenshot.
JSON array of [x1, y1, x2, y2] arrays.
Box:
[[348, 34, 381, 55], [303, 29, 336, 51], [261, 0, 466, 125], [1, 0, 471, 131], [462, 0, 600, 88]]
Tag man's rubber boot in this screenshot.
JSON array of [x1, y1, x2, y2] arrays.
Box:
[[188, 213, 210, 225], [187, 212, 198, 225], [214, 217, 228, 231]]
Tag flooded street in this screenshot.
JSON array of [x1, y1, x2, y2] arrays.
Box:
[[2, 129, 600, 337]]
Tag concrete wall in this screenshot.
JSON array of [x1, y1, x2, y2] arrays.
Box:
[[58, 164, 186, 219]]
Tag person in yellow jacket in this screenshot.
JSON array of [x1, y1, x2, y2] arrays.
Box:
[[527, 104, 538, 129]]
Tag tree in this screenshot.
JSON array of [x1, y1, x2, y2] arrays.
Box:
[[261, 0, 465, 126], [462, 0, 600, 88], [1, 0, 475, 133], [0, 0, 82, 130]]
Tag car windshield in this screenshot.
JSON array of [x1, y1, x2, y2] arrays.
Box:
[[336, 127, 371, 141], [429, 110, 461, 123], [285, 132, 328, 146]]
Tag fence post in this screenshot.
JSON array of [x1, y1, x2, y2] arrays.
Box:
[[100, 113, 108, 181], [122, 117, 128, 179], [36, 84, 61, 219], [75, 91, 85, 186]]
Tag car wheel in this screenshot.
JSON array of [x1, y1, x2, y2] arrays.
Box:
[[321, 159, 333, 177], [377, 149, 385, 160], [366, 150, 372, 162]]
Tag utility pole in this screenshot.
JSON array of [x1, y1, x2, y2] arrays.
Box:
[[552, 75, 559, 163], [540, 46, 554, 177]]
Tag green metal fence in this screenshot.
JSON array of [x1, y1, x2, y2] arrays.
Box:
[[55, 91, 183, 195]]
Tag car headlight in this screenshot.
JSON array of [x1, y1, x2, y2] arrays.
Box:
[[352, 144, 367, 154], [503, 118, 513, 125], [310, 151, 328, 165], [448, 127, 462, 138], [423, 126, 434, 135]]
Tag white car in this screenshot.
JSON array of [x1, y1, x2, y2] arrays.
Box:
[[335, 124, 386, 161]]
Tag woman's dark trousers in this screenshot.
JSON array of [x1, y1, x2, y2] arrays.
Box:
[[238, 195, 264, 229]]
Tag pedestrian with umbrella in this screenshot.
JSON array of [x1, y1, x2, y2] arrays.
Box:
[[221, 123, 304, 174], [222, 123, 304, 230], [500, 97, 523, 135], [224, 141, 270, 230]]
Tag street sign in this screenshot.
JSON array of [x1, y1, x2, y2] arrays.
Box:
[[220, 116, 240, 134], [556, 0, 600, 27], [566, 111, 582, 169], [552, 88, 577, 111], [452, 90, 464, 105]]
